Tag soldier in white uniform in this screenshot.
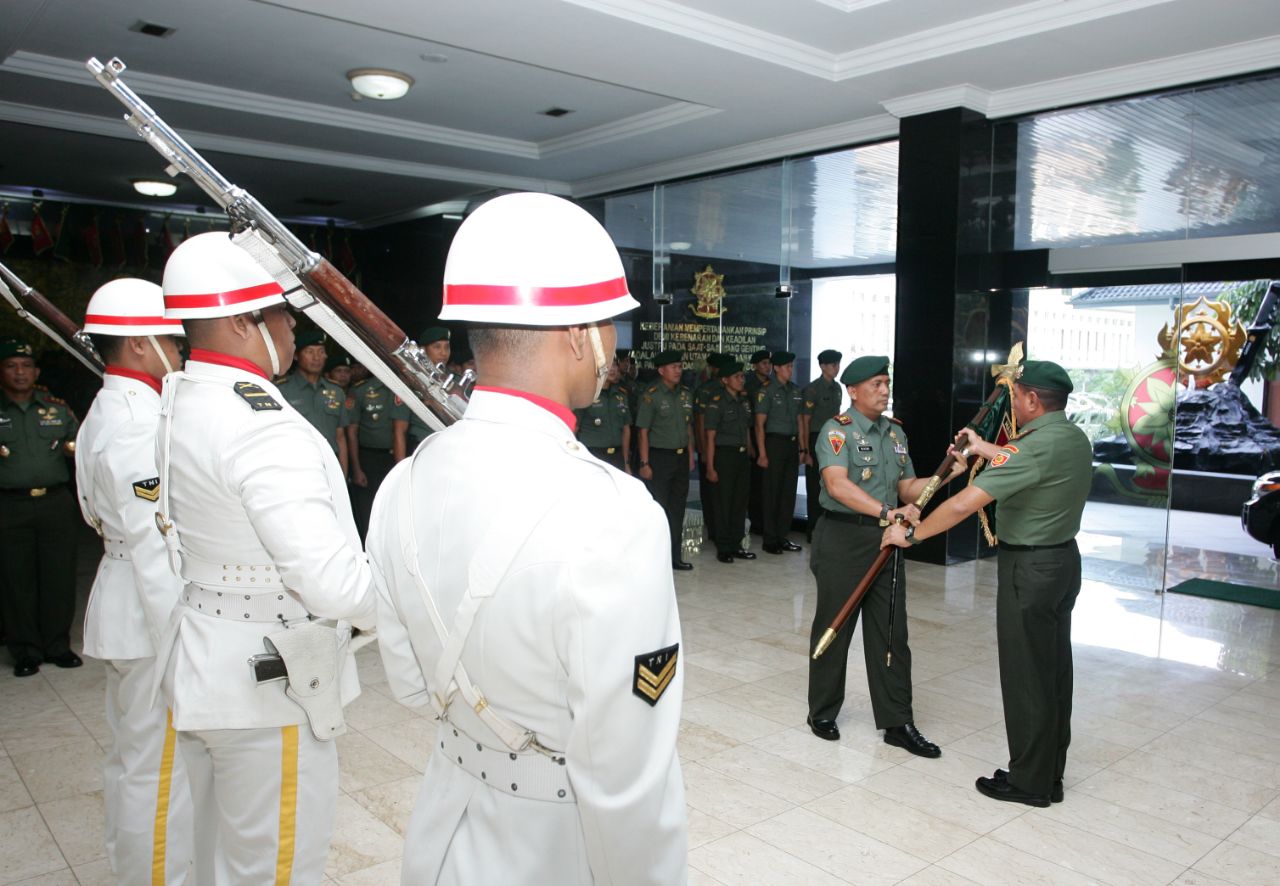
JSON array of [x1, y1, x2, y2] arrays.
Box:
[[367, 193, 687, 885], [75, 278, 194, 883], [155, 232, 377, 885]]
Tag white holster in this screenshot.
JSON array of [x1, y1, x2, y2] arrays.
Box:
[[264, 620, 349, 741]]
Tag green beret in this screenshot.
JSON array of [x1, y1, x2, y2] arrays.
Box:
[[817, 349, 843, 365], [720, 360, 744, 376], [295, 330, 327, 350], [324, 353, 352, 373], [750, 349, 771, 364], [771, 350, 796, 366], [708, 352, 734, 369], [1019, 360, 1073, 393], [841, 355, 890, 385], [0, 339, 35, 361], [654, 349, 682, 367], [420, 325, 450, 344]]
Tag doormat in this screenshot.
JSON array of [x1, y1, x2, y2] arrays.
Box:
[[1168, 578, 1280, 610]]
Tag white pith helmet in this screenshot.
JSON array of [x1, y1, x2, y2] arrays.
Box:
[[83, 278, 184, 337], [162, 231, 285, 320], [439, 192, 638, 326]]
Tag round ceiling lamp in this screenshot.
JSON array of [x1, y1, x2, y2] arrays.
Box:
[[348, 68, 414, 100], [132, 179, 177, 197]]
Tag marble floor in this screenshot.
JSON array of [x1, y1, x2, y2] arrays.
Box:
[[3, 535, 1280, 885]]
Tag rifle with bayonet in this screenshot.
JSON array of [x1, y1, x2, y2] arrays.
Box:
[[812, 343, 1023, 660], [1228, 280, 1279, 388], [0, 261, 104, 376], [86, 56, 466, 432]]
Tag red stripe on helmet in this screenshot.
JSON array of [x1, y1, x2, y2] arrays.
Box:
[[85, 314, 184, 327], [444, 276, 629, 307], [163, 281, 283, 310]]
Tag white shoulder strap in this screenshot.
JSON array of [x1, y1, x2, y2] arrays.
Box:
[[155, 372, 186, 577], [395, 436, 555, 752]]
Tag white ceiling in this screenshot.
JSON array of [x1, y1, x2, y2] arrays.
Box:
[[1, 0, 1278, 226]]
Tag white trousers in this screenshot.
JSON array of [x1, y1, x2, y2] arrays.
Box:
[[102, 658, 194, 885], [178, 725, 338, 886]]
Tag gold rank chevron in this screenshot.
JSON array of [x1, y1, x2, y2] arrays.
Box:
[[635, 652, 678, 703]]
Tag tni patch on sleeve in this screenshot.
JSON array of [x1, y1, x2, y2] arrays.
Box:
[[633, 643, 679, 706], [132, 477, 161, 501], [233, 382, 283, 411]]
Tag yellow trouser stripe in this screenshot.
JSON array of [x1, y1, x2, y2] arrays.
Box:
[[151, 710, 177, 886], [274, 725, 299, 886]]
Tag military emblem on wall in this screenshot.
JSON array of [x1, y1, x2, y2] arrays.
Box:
[[690, 265, 726, 320], [1156, 296, 1247, 387]]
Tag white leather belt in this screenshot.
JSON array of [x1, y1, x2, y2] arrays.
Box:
[[103, 537, 131, 561], [437, 722, 575, 804], [183, 585, 309, 623], [182, 559, 282, 587]]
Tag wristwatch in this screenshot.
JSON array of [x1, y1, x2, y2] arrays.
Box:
[[906, 526, 922, 545], [878, 502, 891, 522]]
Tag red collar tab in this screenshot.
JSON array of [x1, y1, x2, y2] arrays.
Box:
[[105, 365, 163, 395], [188, 348, 270, 380], [475, 385, 577, 431]]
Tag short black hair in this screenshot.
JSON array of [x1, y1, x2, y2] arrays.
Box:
[[182, 317, 219, 349], [1021, 383, 1067, 412], [86, 333, 125, 363], [468, 324, 547, 362]]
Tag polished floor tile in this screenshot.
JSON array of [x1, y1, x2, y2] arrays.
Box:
[[4, 526, 1279, 884]]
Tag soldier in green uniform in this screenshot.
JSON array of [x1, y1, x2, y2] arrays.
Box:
[[744, 349, 772, 534], [806, 355, 964, 753], [635, 349, 695, 571], [0, 340, 82, 677], [275, 330, 351, 475], [884, 360, 1091, 806], [324, 353, 353, 392], [391, 325, 452, 453], [754, 350, 804, 554], [702, 361, 757, 564], [574, 357, 631, 471], [800, 349, 844, 542], [693, 353, 727, 544], [348, 373, 404, 537]]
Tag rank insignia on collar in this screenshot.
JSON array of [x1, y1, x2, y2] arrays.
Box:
[[827, 429, 845, 455], [132, 477, 161, 501], [633, 643, 679, 706], [233, 382, 283, 411], [835, 414, 853, 425]]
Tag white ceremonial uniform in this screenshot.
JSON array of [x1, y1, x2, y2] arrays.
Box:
[[76, 369, 194, 884], [155, 356, 376, 886], [367, 389, 687, 886]]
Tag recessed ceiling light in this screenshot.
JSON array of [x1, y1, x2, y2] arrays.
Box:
[[132, 179, 176, 198], [130, 20, 176, 38], [669, 241, 692, 251], [540, 107, 573, 118], [348, 69, 414, 100], [420, 53, 449, 64]]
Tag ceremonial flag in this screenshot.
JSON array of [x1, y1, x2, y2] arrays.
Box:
[[51, 205, 73, 263], [0, 204, 13, 254], [29, 203, 54, 255]]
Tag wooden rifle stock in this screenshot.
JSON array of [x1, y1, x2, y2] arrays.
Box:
[[0, 262, 104, 376]]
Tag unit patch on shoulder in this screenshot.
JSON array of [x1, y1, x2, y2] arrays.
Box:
[[233, 382, 283, 411], [132, 477, 161, 501], [991, 452, 1011, 467], [827, 429, 846, 456], [835, 414, 853, 425], [633, 643, 679, 706], [1001, 444, 1019, 454]]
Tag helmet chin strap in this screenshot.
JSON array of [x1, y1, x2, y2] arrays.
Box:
[[251, 310, 281, 377], [587, 324, 608, 400], [146, 335, 174, 376]]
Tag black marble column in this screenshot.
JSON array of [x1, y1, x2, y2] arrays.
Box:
[[894, 108, 988, 565]]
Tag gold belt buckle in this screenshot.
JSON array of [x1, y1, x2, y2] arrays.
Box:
[[29, 487, 47, 498]]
